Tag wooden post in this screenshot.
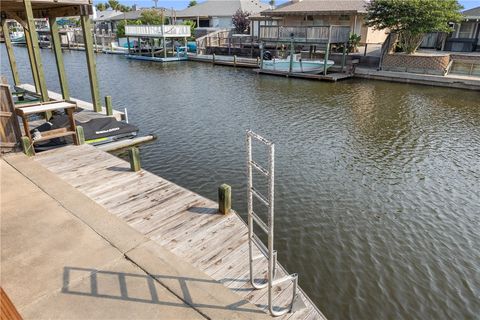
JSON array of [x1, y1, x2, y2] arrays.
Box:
[[24, 0, 49, 102], [21, 136, 35, 156], [233, 55, 237, 67], [341, 42, 347, 73], [212, 53, 216, 64], [105, 95, 113, 116], [1, 20, 20, 86], [324, 43, 330, 76], [24, 29, 40, 93], [163, 37, 167, 59], [129, 147, 141, 172], [260, 42, 264, 69], [76, 126, 85, 145], [80, 12, 102, 112], [127, 36, 131, 55], [289, 40, 294, 73], [49, 17, 70, 100], [218, 184, 231, 215]]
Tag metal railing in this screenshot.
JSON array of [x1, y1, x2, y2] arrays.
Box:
[[259, 25, 350, 43], [246, 130, 299, 317], [125, 25, 191, 38]]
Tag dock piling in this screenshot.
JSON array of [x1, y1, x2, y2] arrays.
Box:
[[21, 136, 35, 157], [105, 96, 113, 116], [129, 147, 141, 172], [233, 55, 237, 67], [76, 126, 85, 145], [218, 184, 231, 215]]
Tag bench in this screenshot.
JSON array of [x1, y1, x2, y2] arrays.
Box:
[[15, 100, 79, 147]]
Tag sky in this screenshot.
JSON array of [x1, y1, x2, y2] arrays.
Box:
[[93, 0, 480, 11]]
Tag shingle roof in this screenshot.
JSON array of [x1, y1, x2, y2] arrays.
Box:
[[263, 0, 368, 16], [176, 0, 269, 18], [462, 6, 480, 18], [108, 8, 172, 21], [94, 10, 122, 22]]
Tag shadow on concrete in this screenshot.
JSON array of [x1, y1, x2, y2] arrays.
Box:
[[61, 266, 263, 314]]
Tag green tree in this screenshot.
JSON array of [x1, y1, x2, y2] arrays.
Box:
[[182, 20, 196, 39], [139, 9, 166, 25], [232, 9, 250, 34], [96, 3, 109, 11], [366, 0, 463, 54], [269, 0, 275, 7], [188, 0, 197, 7], [107, 0, 120, 11], [118, 4, 131, 12]]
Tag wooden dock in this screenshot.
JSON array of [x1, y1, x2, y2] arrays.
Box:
[[33, 144, 327, 320], [254, 69, 353, 82]]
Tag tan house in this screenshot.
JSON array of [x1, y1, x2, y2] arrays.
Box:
[[252, 0, 387, 44]]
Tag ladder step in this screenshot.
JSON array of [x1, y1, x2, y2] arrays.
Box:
[[272, 273, 298, 287], [250, 160, 269, 176], [251, 187, 270, 206], [247, 130, 274, 145], [251, 210, 269, 233], [251, 233, 269, 256]]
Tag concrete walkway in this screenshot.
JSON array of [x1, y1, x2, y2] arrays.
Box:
[[0, 155, 267, 320], [355, 67, 480, 90]]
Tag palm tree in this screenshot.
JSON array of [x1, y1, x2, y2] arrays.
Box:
[[107, 0, 120, 11]]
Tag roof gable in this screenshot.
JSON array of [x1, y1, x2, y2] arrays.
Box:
[[263, 0, 368, 16], [176, 0, 269, 18]]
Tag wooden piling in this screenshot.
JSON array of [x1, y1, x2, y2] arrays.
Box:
[[129, 147, 141, 172], [212, 53, 216, 64], [21, 136, 34, 156], [105, 96, 113, 116], [49, 17, 70, 100], [233, 55, 237, 67], [1, 19, 20, 86], [80, 11, 102, 112], [24, 0, 49, 102], [218, 184, 231, 215], [75, 126, 85, 145]]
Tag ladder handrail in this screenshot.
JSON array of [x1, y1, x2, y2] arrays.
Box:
[[246, 130, 299, 317]]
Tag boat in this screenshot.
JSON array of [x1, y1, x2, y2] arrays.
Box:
[[262, 54, 334, 74], [102, 42, 129, 55]]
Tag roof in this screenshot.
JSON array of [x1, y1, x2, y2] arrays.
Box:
[[108, 8, 172, 21], [176, 0, 269, 18], [94, 10, 122, 22], [1, 0, 91, 19], [262, 0, 368, 16], [462, 6, 480, 19]]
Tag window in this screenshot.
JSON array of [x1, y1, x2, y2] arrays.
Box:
[[458, 22, 475, 38]]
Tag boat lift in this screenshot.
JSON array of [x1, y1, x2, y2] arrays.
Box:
[[246, 130, 300, 317]]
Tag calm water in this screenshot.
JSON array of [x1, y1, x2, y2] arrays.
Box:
[[2, 46, 480, 320]]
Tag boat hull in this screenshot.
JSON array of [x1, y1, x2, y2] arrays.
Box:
[[262, 59, 334, 74]]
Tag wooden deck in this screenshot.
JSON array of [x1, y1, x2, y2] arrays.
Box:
[[254, 69, 353, 82], [33, 144, 326, 320]]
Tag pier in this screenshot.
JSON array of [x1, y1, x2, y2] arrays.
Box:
[[2, 144, 327, 319]]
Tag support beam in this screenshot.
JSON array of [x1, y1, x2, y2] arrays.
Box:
[[24, 28, 40, 93], [24, 0, 49, 102], [1, 20, 21, 86], [49, 17, 70, 100], [323, 43, 330, 76], [80, 14, 102, 112]]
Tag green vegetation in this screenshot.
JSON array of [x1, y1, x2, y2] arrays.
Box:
[[95, 0, 131, 12], [182, 20, 197, 39], [188, 0, 197, 7], [366, 0, 463, 54], [348, 33, 361, 53]]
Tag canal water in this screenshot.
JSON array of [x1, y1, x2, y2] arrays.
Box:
[[2, 46, 479, 320]]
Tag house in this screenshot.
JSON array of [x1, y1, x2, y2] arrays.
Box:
[[94, 8, 172, 34], [176, 0, 269, 30], [252, 0, 387, 44], [446, 6, 480, 51]]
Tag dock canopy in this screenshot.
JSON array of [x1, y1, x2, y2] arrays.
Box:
[[0, 0, 92, 19], [125, 25, 191, 38]]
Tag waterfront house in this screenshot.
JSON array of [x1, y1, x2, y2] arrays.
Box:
[[252, 0, 387, 44], [94, 8, 172, 34], [176, 0, 268, 31]]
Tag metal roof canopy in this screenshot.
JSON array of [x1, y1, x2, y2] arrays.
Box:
[[1, 0, 92, 20]]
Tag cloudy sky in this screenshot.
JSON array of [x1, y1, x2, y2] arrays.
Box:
[[93, 0, 480, 11]]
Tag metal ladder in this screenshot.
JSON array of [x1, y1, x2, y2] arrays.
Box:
[[246, 130, 299, 317]]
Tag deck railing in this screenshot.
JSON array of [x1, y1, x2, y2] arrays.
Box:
[[259, 25, 350, 44], [125, 25, 191, 38]]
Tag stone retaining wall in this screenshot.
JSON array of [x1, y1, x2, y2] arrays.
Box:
[[382, 53, 450, 75]]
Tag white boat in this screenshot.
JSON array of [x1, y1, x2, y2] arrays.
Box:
[[262, 54, 334, 74], [102, 42, 129, 55]]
